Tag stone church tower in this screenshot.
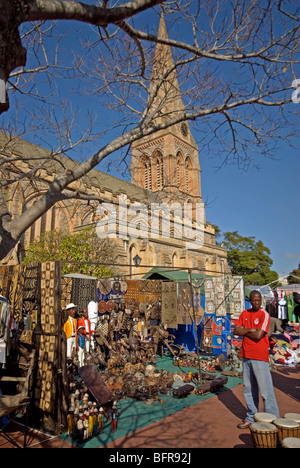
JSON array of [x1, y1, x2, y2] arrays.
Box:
[[130, 14, 202, 212]]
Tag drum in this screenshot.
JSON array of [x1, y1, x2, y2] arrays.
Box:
[[250, 422, 278, 448], [282, 437, 300, 448], [254, 412, 277, 423], [283, 413, 300, 424], [273, 418, 300, 443]]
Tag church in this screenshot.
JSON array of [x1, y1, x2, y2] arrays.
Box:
[[0, 15, 230, 278]]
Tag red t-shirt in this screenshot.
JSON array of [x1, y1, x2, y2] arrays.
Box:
[[237, 308, 270, 362]]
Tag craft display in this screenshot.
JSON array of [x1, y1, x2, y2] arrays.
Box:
[[3, 260, 298, 447], [266, 288, 300, 324], [269, 332, 300, 366]]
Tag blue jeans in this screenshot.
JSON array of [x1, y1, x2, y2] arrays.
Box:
[[242, 358, 279, 423]]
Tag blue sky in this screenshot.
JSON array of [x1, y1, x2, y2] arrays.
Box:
[[200, 142, 300, 278]]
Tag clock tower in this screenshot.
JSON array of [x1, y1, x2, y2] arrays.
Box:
[[130, 14, 203, 214]]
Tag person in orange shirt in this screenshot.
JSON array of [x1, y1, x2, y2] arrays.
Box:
[[78, 308, 92, 353], [63, 303, 78, 358]]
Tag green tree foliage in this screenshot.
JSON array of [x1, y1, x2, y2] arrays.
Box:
[[287, 262, 300, 284], [220, 230, 278, 286], [23, 227, 119, 277]]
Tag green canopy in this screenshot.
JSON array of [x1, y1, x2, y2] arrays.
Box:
[[142, 267, 208, 293]]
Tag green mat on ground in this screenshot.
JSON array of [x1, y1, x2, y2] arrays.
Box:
[[61, 355, 242, 448]]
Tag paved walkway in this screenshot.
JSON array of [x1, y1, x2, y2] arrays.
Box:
[[1, 364, 299, 448]]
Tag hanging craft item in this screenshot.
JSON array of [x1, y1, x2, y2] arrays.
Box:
[[139, 280, 162, 306], [125, 280, 139, 303], [177, 283, 192, 325], [97, 278, 112, 296], [126, 298, 139, 312], [224, 276, 244, 318], [203, 315, 213, 352], [111, 280, 121, 294], [161, 282, 178, 329], [204, 277, 227, 316], [61, 276, 73, 311], [204, 278, 215, 314], [139, 279, 162, 295], [8, 264, 25, 322], [139, 302, 146, 315], [36, 261, 59, 413], [106, 300, 115, 313], [71, 277, 97, 311], [213, 277, 226, 316], [120, 281, 128, 294], [0, 266, 9, 298], [22, 264, 39, 316], [205, 276, 244, 318], [98, 300, 107, 314], [193, 305, 205, 326]]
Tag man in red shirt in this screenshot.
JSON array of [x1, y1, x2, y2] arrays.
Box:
[[234, 290, 279, 428]]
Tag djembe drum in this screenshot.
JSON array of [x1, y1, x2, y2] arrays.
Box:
[[250, 422, 278, 448], [281, 437, 300, 448], [273, 418, 300, 444], [254, 412, 277, 424], [283, 413, 300, 424]]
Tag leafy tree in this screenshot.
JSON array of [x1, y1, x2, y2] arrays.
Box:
[[287, 262, 300, 284], [23, 226, 119, 277], [221, 230, 278, 286]]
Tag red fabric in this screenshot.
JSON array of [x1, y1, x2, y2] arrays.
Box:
[[78, 317, 92, 338], [237, 308, 270, 362]]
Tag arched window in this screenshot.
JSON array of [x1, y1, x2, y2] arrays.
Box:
[[152, 150, 164, 191], [156, 158, 164, 189], [176, 151, 184, 189], [172, 252, 180, 268], [143, 156, 152, 190], [185, 156, 192, 192]]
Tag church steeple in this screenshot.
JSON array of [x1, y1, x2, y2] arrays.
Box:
[[148, 13, 185, 125], [131, 13, 203, 210]]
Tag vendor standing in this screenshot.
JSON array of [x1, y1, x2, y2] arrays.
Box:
[[63, 303, 78, 359], [234, 290, 279, 428]]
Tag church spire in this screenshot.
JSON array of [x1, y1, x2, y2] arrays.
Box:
[[148, 12, 185, 125], [131, 13, 203, 208]]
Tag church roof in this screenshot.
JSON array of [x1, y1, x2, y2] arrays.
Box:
[[0, 130, 161, 206]]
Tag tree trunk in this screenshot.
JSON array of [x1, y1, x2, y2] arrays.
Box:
[[0, 0, 27, 111], [0, 229, 18, 262]]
